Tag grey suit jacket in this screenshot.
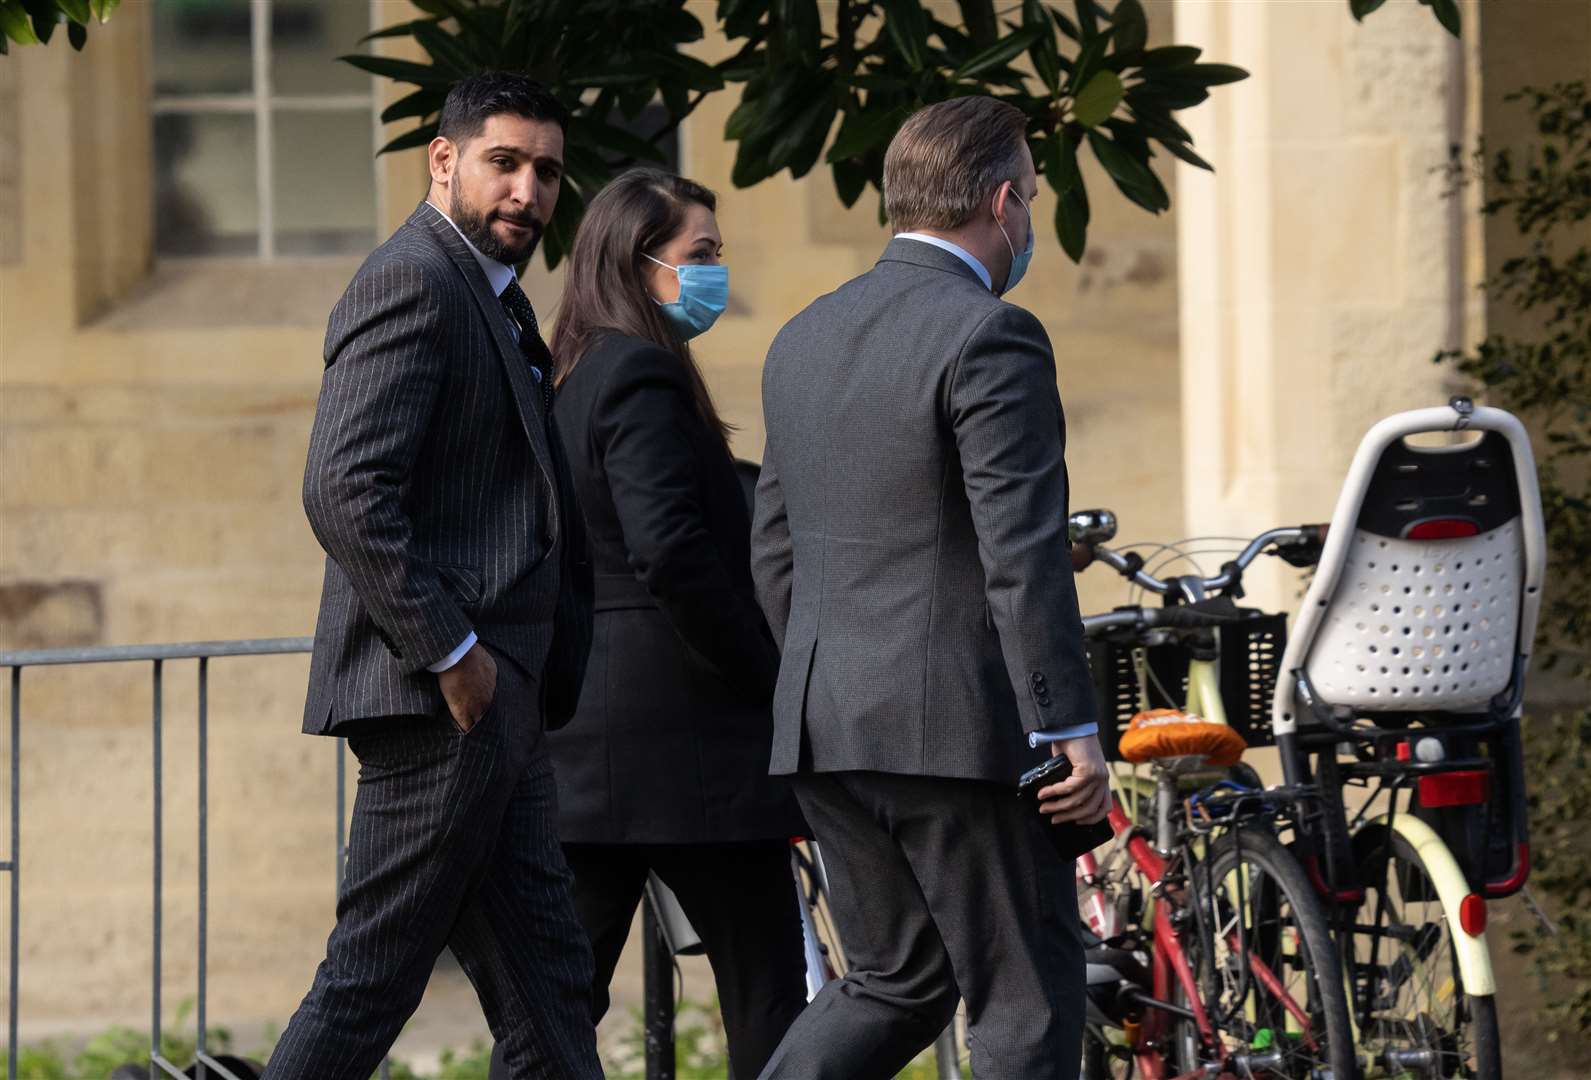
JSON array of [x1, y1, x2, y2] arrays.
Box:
[[301, 201, 576, 735], [751, 237, 1098, 782]]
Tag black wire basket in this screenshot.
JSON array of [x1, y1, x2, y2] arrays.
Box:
[[1087, 609, 1287, 761]]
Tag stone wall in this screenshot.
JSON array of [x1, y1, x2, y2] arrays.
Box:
[[2, 0, 1580, 1054]]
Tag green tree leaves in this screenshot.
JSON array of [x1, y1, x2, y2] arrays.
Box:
[[330, 0, 1459, 267], [0, 0, 117, 53], [720, 0, 1254, 260], [1350, 0, 1461, 37], [339, 0, 726, 267]]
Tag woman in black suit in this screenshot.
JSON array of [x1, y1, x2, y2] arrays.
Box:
[[491, 168, 809, 1079]]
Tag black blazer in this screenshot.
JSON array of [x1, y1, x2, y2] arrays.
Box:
[[301, 201, 590, 734], [548, 332, 804, 843]]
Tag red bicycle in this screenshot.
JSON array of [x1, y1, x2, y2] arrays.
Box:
[[1063, 514, 1357, 1080]]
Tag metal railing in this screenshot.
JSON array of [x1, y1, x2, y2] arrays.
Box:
[[0, 638, 314, 1080], [0, 639, 957, 1080]]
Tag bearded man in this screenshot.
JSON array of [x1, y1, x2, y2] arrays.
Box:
[[262, 72, 600, 1080]]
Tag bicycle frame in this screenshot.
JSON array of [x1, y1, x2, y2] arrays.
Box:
[[1089, 656, 1319, 1080]]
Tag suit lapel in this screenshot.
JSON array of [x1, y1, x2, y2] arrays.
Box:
[[411, 202, 559, 532]]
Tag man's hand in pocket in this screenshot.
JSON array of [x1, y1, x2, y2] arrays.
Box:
[[438, 642, 497, 733]]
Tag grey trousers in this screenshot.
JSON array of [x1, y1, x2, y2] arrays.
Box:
[[758, 771, 1084, 1080], [262, 656, 602, 1080]]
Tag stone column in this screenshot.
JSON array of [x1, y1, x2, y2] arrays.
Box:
[[1172, 0, 1474, 608]]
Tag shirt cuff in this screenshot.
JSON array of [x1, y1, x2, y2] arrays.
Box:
[[1039, 721, 1099, 742], [427, 631, 478, 673]]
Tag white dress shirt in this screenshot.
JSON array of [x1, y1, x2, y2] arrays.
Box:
[[895, 232, 993, 291], [423, 201, 536, 673]]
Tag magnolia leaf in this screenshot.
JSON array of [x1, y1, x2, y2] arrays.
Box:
[[381, 88, 442, 124], [1156, 137, 1213, 171], [0, 6, 41, 45], [89, 0, 117, 21], [1072, 69, 1124, 128], [339, 54, 455, 88], [361, 18, 442, 44], [1423, 0, 1461, 36], [951, 24, 1046, 81], [881, 0, 930, 70], [1137, 44, 1201, 68], [1055, 188, 1088, 262], [410, 22, 478, 75], [379, 123, 440, 156], [1087, 130, 1168, 212], [1349, 0, 1389, 19], [826, 104, 907, 163], [1067, 32, 1112, 94], [833, 157, 868, 208], [1111, 0, 1148, 56]]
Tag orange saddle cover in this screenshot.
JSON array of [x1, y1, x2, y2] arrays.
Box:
[[1117, 708, 1247, 766]]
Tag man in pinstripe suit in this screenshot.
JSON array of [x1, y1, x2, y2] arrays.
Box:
[[263, 74, 602, 1080]]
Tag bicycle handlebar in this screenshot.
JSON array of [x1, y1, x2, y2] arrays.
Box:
[[1071, 523, 1328, 596], [1079, 604, 1243, 637]]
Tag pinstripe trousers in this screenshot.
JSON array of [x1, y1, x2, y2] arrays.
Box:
[[263, 655, 602, 1080]]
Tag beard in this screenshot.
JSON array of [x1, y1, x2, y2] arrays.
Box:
[[450, 188, 543, 265]]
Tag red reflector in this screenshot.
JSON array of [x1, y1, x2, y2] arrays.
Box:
[[1407, 518, 1480, 540], [1395, 740, 1412, 762], [1459, 893, 1487, 936], [1419, 770, 1489, 808]]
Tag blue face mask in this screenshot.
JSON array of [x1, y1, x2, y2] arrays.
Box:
[[997, 189, 1035, 296], [645, 254, 729, 340]]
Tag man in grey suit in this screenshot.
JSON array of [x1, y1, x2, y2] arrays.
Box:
[[751, 96, 1112, 1079], [263, 73, 601, 1080]]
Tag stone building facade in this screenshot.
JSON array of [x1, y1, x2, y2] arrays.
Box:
[[0, 0, 1585, 1062]]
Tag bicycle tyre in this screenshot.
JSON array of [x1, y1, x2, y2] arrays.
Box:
[[1190, 827, 1360, 1080], [1351, 830, 1501, 1080], [1081, 1027, 1132, 1079]]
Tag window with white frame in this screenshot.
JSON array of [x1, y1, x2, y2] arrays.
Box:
[[151, 0, 379, 258]]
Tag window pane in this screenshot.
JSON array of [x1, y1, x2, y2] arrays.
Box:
[[154, 112, 259, 256], [153, 0, 252, 97], [272, 0, 372, 97], [273, 110, 377, 256]]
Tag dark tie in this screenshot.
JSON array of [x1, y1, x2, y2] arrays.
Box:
[[499, 278, 554, 416]]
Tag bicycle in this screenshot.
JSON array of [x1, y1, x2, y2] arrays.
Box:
[[1270, 399, 1545, 1080], [1061, 511, 1358, 1080]]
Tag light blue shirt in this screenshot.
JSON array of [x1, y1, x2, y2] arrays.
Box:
[[894, 234, 1096, 743], [895, 232, 993, 292]]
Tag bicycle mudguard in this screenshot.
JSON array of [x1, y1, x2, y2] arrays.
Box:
[[1364, 812, 1497, 996]]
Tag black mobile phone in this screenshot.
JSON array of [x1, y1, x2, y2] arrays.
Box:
[[1018, 754, 1115, 859], [1016, 754, 1074, 803]]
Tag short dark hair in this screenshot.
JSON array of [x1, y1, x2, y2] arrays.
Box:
[[437, 71, 569, 144], [883, 97, 1028, 232]]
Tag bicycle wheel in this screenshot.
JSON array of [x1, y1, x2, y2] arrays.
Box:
[[1352, 830, 1501, 1080], [1081, 1026, 1133, 1079], [1183, 827, 1359, 1080]]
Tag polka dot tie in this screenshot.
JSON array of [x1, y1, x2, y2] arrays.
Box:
[[499, 278, 553, 417]]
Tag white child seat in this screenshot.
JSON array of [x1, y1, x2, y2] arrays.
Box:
[[1274, 399, 1546, 733]]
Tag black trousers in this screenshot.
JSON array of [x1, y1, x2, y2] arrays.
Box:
[[758, 771, 1085, 1080], [262, 657, 602, 1080], [488, 839, 809, 1080]]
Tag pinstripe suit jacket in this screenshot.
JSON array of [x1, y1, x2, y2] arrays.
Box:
[[751, 238, 1098, 783], [301, 201, 589, 735]]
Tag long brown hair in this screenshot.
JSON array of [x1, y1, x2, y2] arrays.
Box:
[[550, 168, 732, 444]]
